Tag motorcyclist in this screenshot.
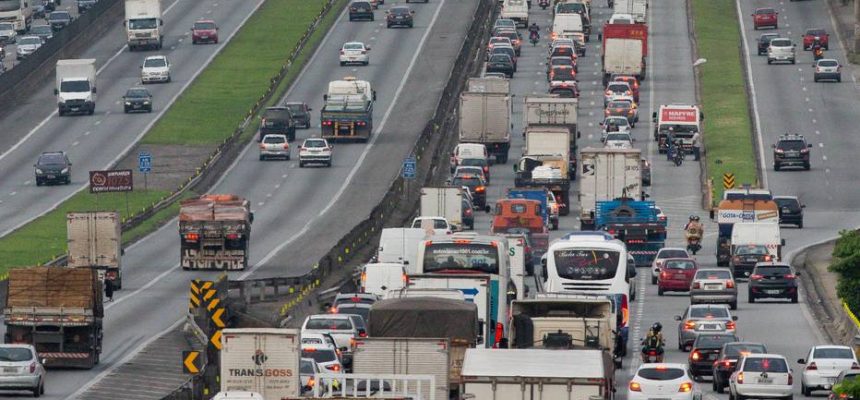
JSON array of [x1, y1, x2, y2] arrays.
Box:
[[528, 23, 540, 38], [812, 37, 824, 60], [684, 215, 703, 241], [641, 322, 665, 361]]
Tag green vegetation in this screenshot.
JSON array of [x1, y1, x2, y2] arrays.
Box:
[[143, 0, 333, 145], [123, 191, 197, 244], [833, 371, 860, 398], [830, 230, 860, 316], [692, 0, 758, 203], [0, 190, 168, 274]]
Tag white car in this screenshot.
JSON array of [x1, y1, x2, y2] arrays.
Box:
[[799, 345, 859, 395], [301, 314, 362, 359], [600, 116, 632, 138], [258, 134, 290, 160], [652, 248, 691, 284], [339, 41, 370, 66], [0, 22, 17, 44], [300, 357, 324, 394], [298, 138, 333, 168], [301, 332, 338, 351], [628, 363, 702, 400], [608, 13, 635, 24], [15, 36, 42, 60], [302, 344, 345, 373], [411, 216, 452, 233], [729, 354, 794, 400], [603, 132, 634, 149], [140, 55, 171, 83], [604, 81, 633, 106], [0, 344, 46, 396]]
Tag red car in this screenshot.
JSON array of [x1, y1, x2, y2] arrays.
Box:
[[658, 258, 698, 295], [191, 19, 218, 44], [803, 28, 829, 50], [752, 8, 778, 30]]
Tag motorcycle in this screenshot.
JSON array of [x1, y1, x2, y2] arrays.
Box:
[[813, 47, 824, 62], [687, 236, 702, 255], [641, 348, 663, 363], [529, 31, 540, 46], [672, 146, 685, 166], [539, 0, 549, 9]]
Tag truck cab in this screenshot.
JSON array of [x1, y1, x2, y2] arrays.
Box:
[[491, 199, 547, 235], [55, 59, 97, 116], [124, 0, 163, 51]]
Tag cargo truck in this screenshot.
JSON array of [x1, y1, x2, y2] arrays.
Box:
[[420, 187, 464, 231], [220, 328, 301, 400], [595, 198, 665, 267], [55, 59, 97, 116], [459, 91, 512, 164], [710, 198, 779, 266], [514, 131, 571, 217], [67, 211, 123, 289], [729, 222, 784, 274], [525, 124, 576, 180], [124, 0, 163, 51], [500, 0, 529, 27], [613, 0, 647, 23], [352, 338, 451, 400], [4, 267, 103, 369], [578, 148, 642, 230], [467, 77, 510, 94], [321, 77, 376, 142], [601, 23, 648, 85], [179, 194, 253, 270], [403, 275, 497, 347], [375, 228, 430, 273], [460, 348, 616, 400]]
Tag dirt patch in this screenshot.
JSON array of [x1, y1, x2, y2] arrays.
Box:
[[114, 144, 217, 191]]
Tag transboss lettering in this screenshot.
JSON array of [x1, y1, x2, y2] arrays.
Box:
[[227, 368, 293, 377]]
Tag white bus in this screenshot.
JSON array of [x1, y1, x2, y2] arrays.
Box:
[[0, 0, 31, 33]]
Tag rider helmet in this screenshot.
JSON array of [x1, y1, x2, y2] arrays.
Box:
[[652, 322, 662, 333]]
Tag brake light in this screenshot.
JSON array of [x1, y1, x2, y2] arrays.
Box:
[[732, 256, 741, 263], [851, 362, 860, 370], [679, 382, 693, 393], [465, 208, 473, 216], [661, 271, 670, 279], [360, 272, 367, 282], [185, 233, 199, 242], [726, 280, 735, 288], [723, 360, 732, 367], [726, 321, 736, 330], [359, 331, 367, 338], [605, 90, 612, 96], [751, 274, 764, 281], [806, 362, 818, 370], [322, 120, 333, 126], [784, 274, 796, 279], [226, 233, 240, 240], [692, 282, 701, 289], [476, 186, 486, 193], [684, 320, 696, 330], [788, 373, 793, 385], [737, 372, 745, 384], [621, 294, 629, 327], [325, 364, 341, 372], [307, 377, 315, 387], [283, 143, 289, 150], [691, 351, 701, 361], [763, 255, 772, 261], [29, 362, 35, 374], [629, 382, 641, 392]]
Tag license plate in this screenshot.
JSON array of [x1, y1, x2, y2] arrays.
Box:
[[706, 284, 721, 290], [699, 324, 718, 330], [746, 258, 758, 262], [133, 104, 141, 108], [708, 353, 719, 360], [311, 149, 321, 153], [201, 36, 209, 39], [675, 274, 687, 279], [2, 367, 16, 373], [46, 175, 55, 179], [766, 289, 782, 294], [396, 16, 403, 19], [759, 378, 773, 384]]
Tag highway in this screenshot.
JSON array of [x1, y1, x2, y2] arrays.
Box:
[[1, 1, 79, 72], [0, 0, 266, 238], [0, 0, 481, 397]]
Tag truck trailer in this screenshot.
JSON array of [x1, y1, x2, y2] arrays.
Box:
[[578, 148, 643, 230], [220, 328, 301, 400], [459, 91, 512, 163], [66, 211, 123, 289], [601, 23, 648, 85], [179, 194, 253, 270]]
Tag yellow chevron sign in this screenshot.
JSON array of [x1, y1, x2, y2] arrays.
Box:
[[723, 173, 736, 189], [210, 330, 223, 350], [183, 351, 201, 374], [211, 308, 226, 329]]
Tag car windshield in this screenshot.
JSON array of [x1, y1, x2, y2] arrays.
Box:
[[552, 68, 574, 80], [736, 245, 768, 255], [344, 43, 364, 50], [665, 260, 696, 270], [778, 140, 806, 150], [695, 269, 732, 280], [637, 367, 685, 381], [302, 349, 337, 363], [0, 23, 13, 31], [60, 80, 90, 93], [492, 47, 514, 57], [608, 84, 629, 92], [608, 101, 630, 109], [451, 176, 482, 187], [194, 22, 216, 30], [49, 12, 70, 20], [725, 344, 767, 357], [304, 140, 327, 148], [459, 158, 486, 167], [807, 29, 825, 36], [771, 39, 792, 47], [126, 88, 149, 98], [19, 37, 41, 45], [391, 7, 410, 15], [744, 357, 789, 373], [490, 55, 511, 63], [0, 347, 32, 362], [286, 104, 305, 113], [129, 17, 158, 29], [552, 57, 573, 66], [605, 133, 630, 142], [263, 136, 286, 144], [31, 25, 51, 34], [38, 154, 66, 165], [695, 334, 738, 349], [775, 198, 799, 207], [300, 359, 316, 374], [337, 307, 370, 321], [305, 318, 352, 330], [335, 296, 375, 306], [690, 307, 729, 318], [144, 58, 167, 68], [755, 266, 791, 276], [658, 249, 688, 259], [818, 60, 838, 67], [813, 348, 855, 359]]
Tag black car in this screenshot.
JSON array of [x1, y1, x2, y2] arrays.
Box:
[[458, 157, 491, 183], [730, 244, 771, 278], [712, 342, 768, 393], [486, 54, 514, 78], [451, 174, 487, 208], [348, 1, 374, 21], [48, 11, 72, 31], [386, 6, 414, 28], [774, 195, 805, 228], [34, 151, 72, 185], [284, 101, 312, 129], [773, 133, 812, 170], [77, 0, 97, 13], [462, 197, 474, 230], [757, 33, 778, 55], [123, 87, 152, 113], [688, 333, 739, 379], [489, 46, 517, 72], [259, 106, 296, 141], [749, 262, 800, 303]]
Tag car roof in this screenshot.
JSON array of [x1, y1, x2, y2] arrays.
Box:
[[195, 18, 216, 23], [636, 363, 688, 371], [145, 55, 167, 60], [689, 304, 729, 310], [743, 353, 786, 360], [816, 58, 839, 63], [753, 261, 791, 268], [755, 7, 775, 12], [40, 151, 65, 156], [308, 313, 351, 320], [811, 345, 853, 350], [302, 343, 337, 351], [344, 41, 365, 46]]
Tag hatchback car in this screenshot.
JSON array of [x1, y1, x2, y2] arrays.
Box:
[[300, 314, 361, 362], [487, 36, 513, 58], [814, 59, 842, 82], [546, 56, 575, 79], [284, 101, 312, 129], [300, 357, 329, 395], [298, 138, 333, 167], [689, 333, 740, 379], [803, 28, 830, 50], [191, 19, 219, 44], [549, 44, 576, 62], [730, 244, 773, 278], [450, 174, 487, 207], [675, 304, 738, 351], [48, 10, 72, 31], [610, 75, 640, 101], [348, 0, 374, 21], [494, 29, 522, 55], [549, 80, 579, 98], [729, 354, 794, 400], [605, 82, 634, 106], [29, 24, 53, 42], [259, 106, 296, 141], [627, 363, 701, 400], [752, 8, 778, 30], [122, 86, 153, 113], [799, 346, 859, 395], [652, 248, 691, 284], [259, 134, 290, 161], [757, 33, 779, 55], [386, 6, 414, 28], [15, 36, 42, 60], [333, 293, 379, 307], [490, 45, 518, 72], [767, 38, 796, 65], [600, 116, 632, 138], [658, 258, 698, 295], [140, 55, 171, 84], [34, 151, 71, 186], [302, 344, 345, 373], [339, 41, 370, 66], [458, 157, 491, 183], [749, 262, 800, 303], [0, 344, 45, 396], [690, 268, 737, 309], [713, 342, 769, 393], [486, 54, 515, 78], [774, 196, 805, 228], [548, 65, 575, 83], [332, 302, 372, 322], [454, 166, 488, 187]]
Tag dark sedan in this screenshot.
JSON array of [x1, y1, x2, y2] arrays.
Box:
[[34, 151, 72, 186], [123, 87, 153, 113], [486, 54, 514, 78], [48, 11, 72, 31], [688, 333, 739, 379], [712, 342, 768, 392], [774, 195, 804, 228], [386, 6, 414, 28], [758, 33, 778, 55], [285, 101, 312, 129]]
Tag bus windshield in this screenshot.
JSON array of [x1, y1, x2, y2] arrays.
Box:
[[422, 243, 499, 274], [553, 249, 620, 280]]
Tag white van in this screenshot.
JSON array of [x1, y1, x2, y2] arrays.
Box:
[[213, 392, 264, 400], [376, 228, 432, 272], [501, 0, 529, 27], [730, 222, 783, 260], [451, 143, 489, 173], [361, 263, 407, 297]]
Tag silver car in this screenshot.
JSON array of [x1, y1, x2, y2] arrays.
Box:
[[674, 304, 738, 351], [258, 134, 290, 160], [813, 59, 841, 82], [0, 344, 46, 396], [767, 38, 796, 64], [15, 36, 43, 60], [0, 22, 17, 44], [690, 268, 738, 309]]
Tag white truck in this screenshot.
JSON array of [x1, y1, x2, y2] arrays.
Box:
[[523, 96, 578, 136], [578, 148, 642, 230], [420, 187, 464, 231], [730, 222, 784, 261], [405, 274, 496, 346], [460, 348, 615, 400], [352, 337, 451, 400], [459, 91, 512, 164], [55, 59, 97, 116], [603, 36, 644, 83], [220, 328, 301, 400], [613, 0, 647, 23], [376, 228, 431, 272], [525, 126, 571, 158], [552, 13, 585, 41], [467, 77, 510, 94], [0, 0, 31, 33], [66, 211, 123, 289], [500, 0, 529, 27], [124, 0, 163, 51]]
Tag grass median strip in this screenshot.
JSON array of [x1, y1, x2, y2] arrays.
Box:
[[692, 0, 758, 202]]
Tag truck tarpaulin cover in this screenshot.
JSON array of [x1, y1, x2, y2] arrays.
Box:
[[660, 108, 698, 123], [179, 194, 250, 222], [7, 267, 97, 308], [369, 298, 479, 341]]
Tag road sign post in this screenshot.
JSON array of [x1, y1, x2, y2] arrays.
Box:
[[402, 156, 417, 202], [138, 152, 152, 191]]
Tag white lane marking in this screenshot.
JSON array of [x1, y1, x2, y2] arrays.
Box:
[[274, 183, 281, 189], [241, 0, 448, 277], [818, 143, 824, 147], [815, 130, 820, 135], [808, 108, 813, 112], [24, 180, 30, 185], [822, 155, 828, 161], [94, 120, 101, 126], [72, 141, 79, 147], [812, 119, 817, 123], [735, 0, 768, 189], [84, 131, 91, 136], [0, 0, 268, 240], [9, 192, 16, 196], [258, 201, 264, 206]]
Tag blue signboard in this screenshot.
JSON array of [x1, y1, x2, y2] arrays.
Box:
[[402, 157, 416, 180], [138, 152, 152, 173]]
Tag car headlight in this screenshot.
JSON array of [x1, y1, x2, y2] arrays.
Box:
[[143, 101, 150, 104], [35, 168, 43, 174], [61, 168, 69, 174], [125, 101, 131, 105]]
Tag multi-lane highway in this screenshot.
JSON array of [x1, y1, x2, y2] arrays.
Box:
[[0, 0, 481, 397], [0, 0, 267, 237]]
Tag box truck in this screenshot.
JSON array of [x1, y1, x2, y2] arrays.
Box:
[[221, 328, 301, 400], [578, 148, 642, 230], [67, 211, 123, 289], [55, 59, 97, 116]]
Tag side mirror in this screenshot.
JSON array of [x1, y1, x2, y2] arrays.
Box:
[[385, 10, 390, 13], [577, 131, 581, 138], [674, 315, 682, 321], [366, 46, 371, 50], [651, 111, 657, 121], [53, 88, 58, 95], [372, 90, 377, 101], [123, 20, 126, 27], [709, 209, 715, 219], [732, 316, 739, 321], [796, 271, 802, 276], [249, 212, 255, 224], [771, 144, 776, 148], [598, 121, 604, 126], [160, 19, 164, 26], [307, 107, 313, 111], [808, 144, 813, 148], [410, 10, 415, 14], [92, 87, 97, 94], [801, 204, 806, 208], [632, 137, 637, 142], [630, 269, 637, 277], [797, 358, 806, 364], [339, 346, 348, 352], [139, 66, 143, 69], [445, 178, 452, 185], [323, 94, 328, 101]]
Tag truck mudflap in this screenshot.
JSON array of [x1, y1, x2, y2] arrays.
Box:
[[627, 242, 664, 267], [480, 142, 511, 164], [321, 119, 372, 142], [530, 233, 549, 261], [40, 352, 97, 369], [181, 249, 247, 270]]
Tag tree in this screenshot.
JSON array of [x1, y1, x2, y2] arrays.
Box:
[[830, 230, 860, 315], [833, 376, 860, 399]]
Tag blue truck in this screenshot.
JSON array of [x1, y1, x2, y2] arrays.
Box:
[[595, 197, 666, 267]]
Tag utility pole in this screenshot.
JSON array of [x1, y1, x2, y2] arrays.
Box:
[[855, 0, 860, 54]]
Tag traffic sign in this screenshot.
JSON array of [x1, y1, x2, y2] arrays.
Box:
[[210, 330, 223, 350], [723, 173, 736, 189], [189, 280, 213, 310], [458, 288, 480, 296], [182, 351, 201, 374], [138, 152, 152, 173], [402, 157, 417, 180], [211, 308, 226, 329]]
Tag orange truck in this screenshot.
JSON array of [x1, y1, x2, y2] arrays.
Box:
[[179, 194, 254, 270], [491, 199, 549, 258]]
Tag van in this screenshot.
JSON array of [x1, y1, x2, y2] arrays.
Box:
[[451, 143, 489, 173], [361, 263, 407, 297], [212, 392, 264, 400], [552, 13, 584, 41]]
